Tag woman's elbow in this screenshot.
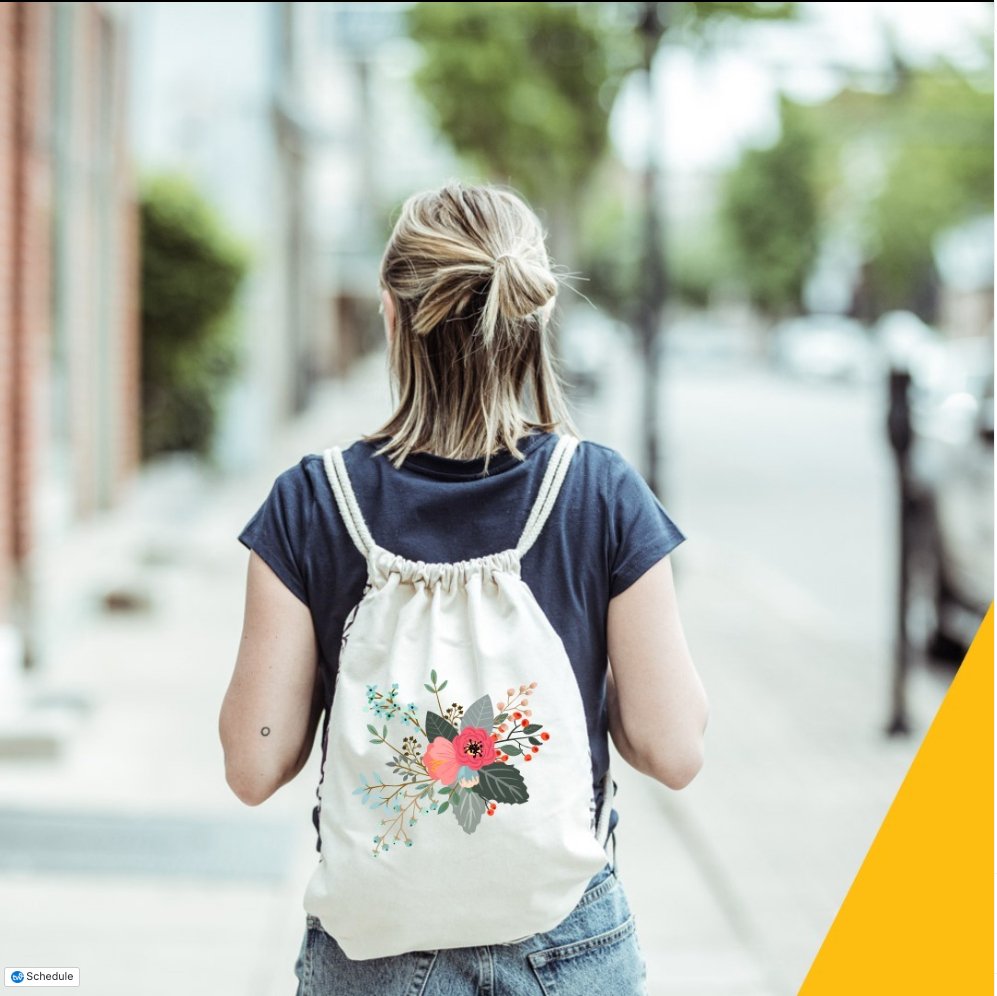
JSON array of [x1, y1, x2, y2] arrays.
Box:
[[224, 761, 279, 807], [656, 744, 705, 790], [637, 732, 706, 791], [220, 727, 281, 806]]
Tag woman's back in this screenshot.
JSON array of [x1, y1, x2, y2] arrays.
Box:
[[236, 430, 687, 841]]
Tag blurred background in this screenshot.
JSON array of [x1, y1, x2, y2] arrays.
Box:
[[0, 2, 992, 994]]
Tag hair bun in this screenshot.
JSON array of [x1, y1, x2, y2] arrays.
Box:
[[489, 250, 557, 322]]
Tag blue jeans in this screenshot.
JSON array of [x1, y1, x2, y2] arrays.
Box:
[[292, 843, 647, 995]]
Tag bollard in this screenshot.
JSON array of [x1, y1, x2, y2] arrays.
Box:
[[886, 366, 913, 736]]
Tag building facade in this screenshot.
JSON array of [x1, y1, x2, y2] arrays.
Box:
[[0, 2, 139, 671]]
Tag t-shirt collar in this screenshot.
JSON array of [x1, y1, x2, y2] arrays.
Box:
[[393, 432, 553, 480]]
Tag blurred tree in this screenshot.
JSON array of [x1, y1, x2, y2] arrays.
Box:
[[864, 67, 993, 318], [720, 95, 820, 318], [787, 61, 994, 322], [577, 1, 797, 325], [140, 175, 249, 460], [406, 1, 636, 257], [580, 181, 732, 320]]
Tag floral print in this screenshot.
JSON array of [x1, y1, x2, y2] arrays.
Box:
[[353, 671, 549, 856], [424, 727, 497, 787]]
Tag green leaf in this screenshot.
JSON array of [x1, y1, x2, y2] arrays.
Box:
[[426, 711, 458, 742], [438, 679, 448, 691], [461, 694, 493, 731], [523, 724, 542, 734], [502, 744, 522, 756], [431, 669, 438, 685], [472, 763, 529, 805], [453, 788, 487, 834], [424, 684, 434, 693], [493, 713, 508, 725], [529, 737, 541, 746], [438, 785, 454, 795], [367, 724, 378, 735], [369, 738, 380, 744], [436, 801, 450, 815]]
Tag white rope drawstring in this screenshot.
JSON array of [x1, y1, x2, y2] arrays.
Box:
[[515, 435, 579, 558], [323, 447, 376, 558]]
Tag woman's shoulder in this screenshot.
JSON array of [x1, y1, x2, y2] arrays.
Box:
[[273, 451, 325, 485], [574, 439, 646, 491], [292, 441, 376, 477]]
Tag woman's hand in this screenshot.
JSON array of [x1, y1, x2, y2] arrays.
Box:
[[606, 555, 708, 789], [219, 551, 323, 806]]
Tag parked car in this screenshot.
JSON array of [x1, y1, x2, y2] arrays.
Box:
[[769, 314, 876, 383], [667, 312, 758, 367], [904, 331, 994, 663]]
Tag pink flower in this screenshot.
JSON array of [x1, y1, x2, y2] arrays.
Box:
[[453, 727, 497, 770], [423, 737, 461, 785], [422, 728, 496, 786]]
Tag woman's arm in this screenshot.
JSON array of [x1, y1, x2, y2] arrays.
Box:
[[606, 555, 708, 789], [219, 551, 323, 806]]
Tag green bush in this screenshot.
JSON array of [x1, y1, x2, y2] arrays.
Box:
[[139, 174, 249, 459]]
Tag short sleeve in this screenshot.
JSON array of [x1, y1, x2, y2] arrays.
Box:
[[607, 452, 686, 598], [237, 461, 313, 606]]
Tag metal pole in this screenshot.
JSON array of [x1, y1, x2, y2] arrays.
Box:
[[886, 366, 912, 735], [637, 2, 668, 498]]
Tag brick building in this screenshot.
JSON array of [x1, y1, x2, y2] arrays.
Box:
[[1, 2, 139, 674]]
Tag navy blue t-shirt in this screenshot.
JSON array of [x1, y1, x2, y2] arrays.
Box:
[[237, 431, 686, 836]]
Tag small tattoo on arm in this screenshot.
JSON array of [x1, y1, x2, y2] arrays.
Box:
[[261, 726, 271, 737]]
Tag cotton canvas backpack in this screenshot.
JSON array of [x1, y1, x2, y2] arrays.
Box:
[[303, 433, 614, 960]]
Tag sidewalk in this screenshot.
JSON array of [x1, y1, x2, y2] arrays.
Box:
[[0, 346, 950, 995]]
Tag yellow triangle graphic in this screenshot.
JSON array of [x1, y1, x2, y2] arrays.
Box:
[[798, 603, 994, 994]]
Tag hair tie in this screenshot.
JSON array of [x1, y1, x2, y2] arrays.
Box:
[[493, 253, 516, 266]]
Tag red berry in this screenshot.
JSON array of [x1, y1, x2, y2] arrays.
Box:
[[513, 712, 522, 720], [540, 732, 550, 741], [524, 754, 532, 761], [487, 810, 495, 816], [531, 746, 539, 753], [521, 719, 529, 728]]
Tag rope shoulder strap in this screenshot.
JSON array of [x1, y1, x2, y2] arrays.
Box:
[[515, 434, 580, 558], [323, 446, 376, 558]]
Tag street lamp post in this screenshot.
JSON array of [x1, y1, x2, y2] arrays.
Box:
[[637, 2, 669, 497]]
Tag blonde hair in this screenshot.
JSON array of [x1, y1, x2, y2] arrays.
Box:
[[363, 182, 579, 472]]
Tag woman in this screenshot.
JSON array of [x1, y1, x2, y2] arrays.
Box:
[[220, 181, 709, 994]]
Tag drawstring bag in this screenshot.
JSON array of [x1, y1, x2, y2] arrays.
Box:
[[303, 433, 614, 960]]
